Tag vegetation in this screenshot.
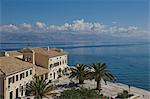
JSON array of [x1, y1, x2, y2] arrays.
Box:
[[116, 90, 133, 99], [59, 88, 109, 99], [25, 76, 56, 99], [69, 64, 88, 84], [88, 63, 115, 90]]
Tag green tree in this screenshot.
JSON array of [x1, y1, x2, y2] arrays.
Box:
[[26, 76, 56, 99], [89, 63, 115, 91], [69, 64, 88, 84]]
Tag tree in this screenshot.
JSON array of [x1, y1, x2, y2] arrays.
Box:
[[25, 76, 56, 99], [69, 64, 88, 84], [89, 63, 115, 91]]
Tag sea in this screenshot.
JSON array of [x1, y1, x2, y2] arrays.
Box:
[[0, 41, 150, 91]]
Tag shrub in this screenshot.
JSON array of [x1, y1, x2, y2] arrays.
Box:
[[59, 88, 107, 99]]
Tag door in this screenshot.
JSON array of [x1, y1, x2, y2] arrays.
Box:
[[53, 72, 55, 79], [9, 91, 13, 99], [16, 88, 18, 98]]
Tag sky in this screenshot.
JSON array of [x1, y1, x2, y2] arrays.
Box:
[[0, 0, 149, 39]]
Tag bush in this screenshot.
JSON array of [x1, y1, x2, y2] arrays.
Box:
[[59, 88, 108, 99], [116, 90, 133, 99]]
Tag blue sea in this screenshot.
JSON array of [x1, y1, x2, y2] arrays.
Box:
[[0, 41, 150, 91]]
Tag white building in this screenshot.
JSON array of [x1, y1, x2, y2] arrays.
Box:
[[0, 47, 70, 99], [0, 57, 35, 99]]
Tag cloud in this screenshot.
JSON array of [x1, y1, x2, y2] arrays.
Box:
[[0, 19, 147, 37], [0, 24, 18, 32], [35, 21, 46, 29], [19, 23, 32, 32]]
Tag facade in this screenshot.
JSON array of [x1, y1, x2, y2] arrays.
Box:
[[0, 57, 35, 99], [0, 47, 69, 99], [32, 48, 69, 80]]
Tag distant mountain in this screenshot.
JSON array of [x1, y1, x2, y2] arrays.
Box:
[[0, 32, 149, 43]]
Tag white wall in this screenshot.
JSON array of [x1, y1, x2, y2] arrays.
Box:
[[48, 55, 68, 80], [5, 68, 33, 99]]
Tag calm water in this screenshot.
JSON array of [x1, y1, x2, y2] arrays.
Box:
[[0, 42, 150, 91]]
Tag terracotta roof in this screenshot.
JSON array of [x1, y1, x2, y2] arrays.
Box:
[[34, 66, 49, 76], [0, 57, 34, 76], [6, 51, 23, 57], [32, 48, 67, 58]]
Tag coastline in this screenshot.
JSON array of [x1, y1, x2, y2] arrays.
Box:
[[57, 76, 150, 99]]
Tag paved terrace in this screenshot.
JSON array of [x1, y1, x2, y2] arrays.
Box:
[[54, 76, 150, 99]]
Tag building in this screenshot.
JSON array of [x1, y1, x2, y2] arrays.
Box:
[[0, 47, 70, 99], [32, 48, 69, 80], [0, 57, 35, 99], [20, 47, 69, 81]]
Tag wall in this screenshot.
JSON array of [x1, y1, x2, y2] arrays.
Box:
[[35, 53, 49, 68], [4, 68, 34, 99], [23, 53, 34, 64], [48, 55, 68, 80], [0, 75, 4, 99]]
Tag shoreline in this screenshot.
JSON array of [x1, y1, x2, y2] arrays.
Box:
[[57, 76, 150, 99]]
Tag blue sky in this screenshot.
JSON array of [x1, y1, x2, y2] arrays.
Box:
[[0, 0, 149, 38], [1, 0, 149, 28]]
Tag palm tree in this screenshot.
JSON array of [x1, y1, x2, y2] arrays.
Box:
[[69, 64, 88, 84], [89, 63, 115, 91], [26, 76, 56, 99]]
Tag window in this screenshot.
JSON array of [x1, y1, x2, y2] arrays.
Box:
[[30, 70, 32, 75], [50, 64, 52, 68], [65, 60, 67, 63], [16, 75, 18, 81], [26, 71, 28, 77], [50, 73, 52, 78], [60, 61, 61, 65], [12, 76, 14, 83], [10, 91, 13, 99], [54, 62, 59, 67], [8, 78, 11, 84], [45, 73, 48, 79], [20, 74, 22, 80], [41, 75, 43, 80], [20, 73, 24, 80], [23, 73, 24, 78], [8, 76, 15, 84]]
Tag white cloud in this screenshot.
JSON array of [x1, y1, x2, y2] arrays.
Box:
[[19, 23, 32, 32], [35, 21, 46, 29], [71, 19, 93, 31], [93, 23, 107, 32], [0, 24, 18, 32], [0, 19, 147, 37]]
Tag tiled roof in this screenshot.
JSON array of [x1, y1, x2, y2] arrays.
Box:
[[0, 57, 34, 76], [6, 51, 23, 57], [32, 48, 67, 58], [34, 66, 49, 76]]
